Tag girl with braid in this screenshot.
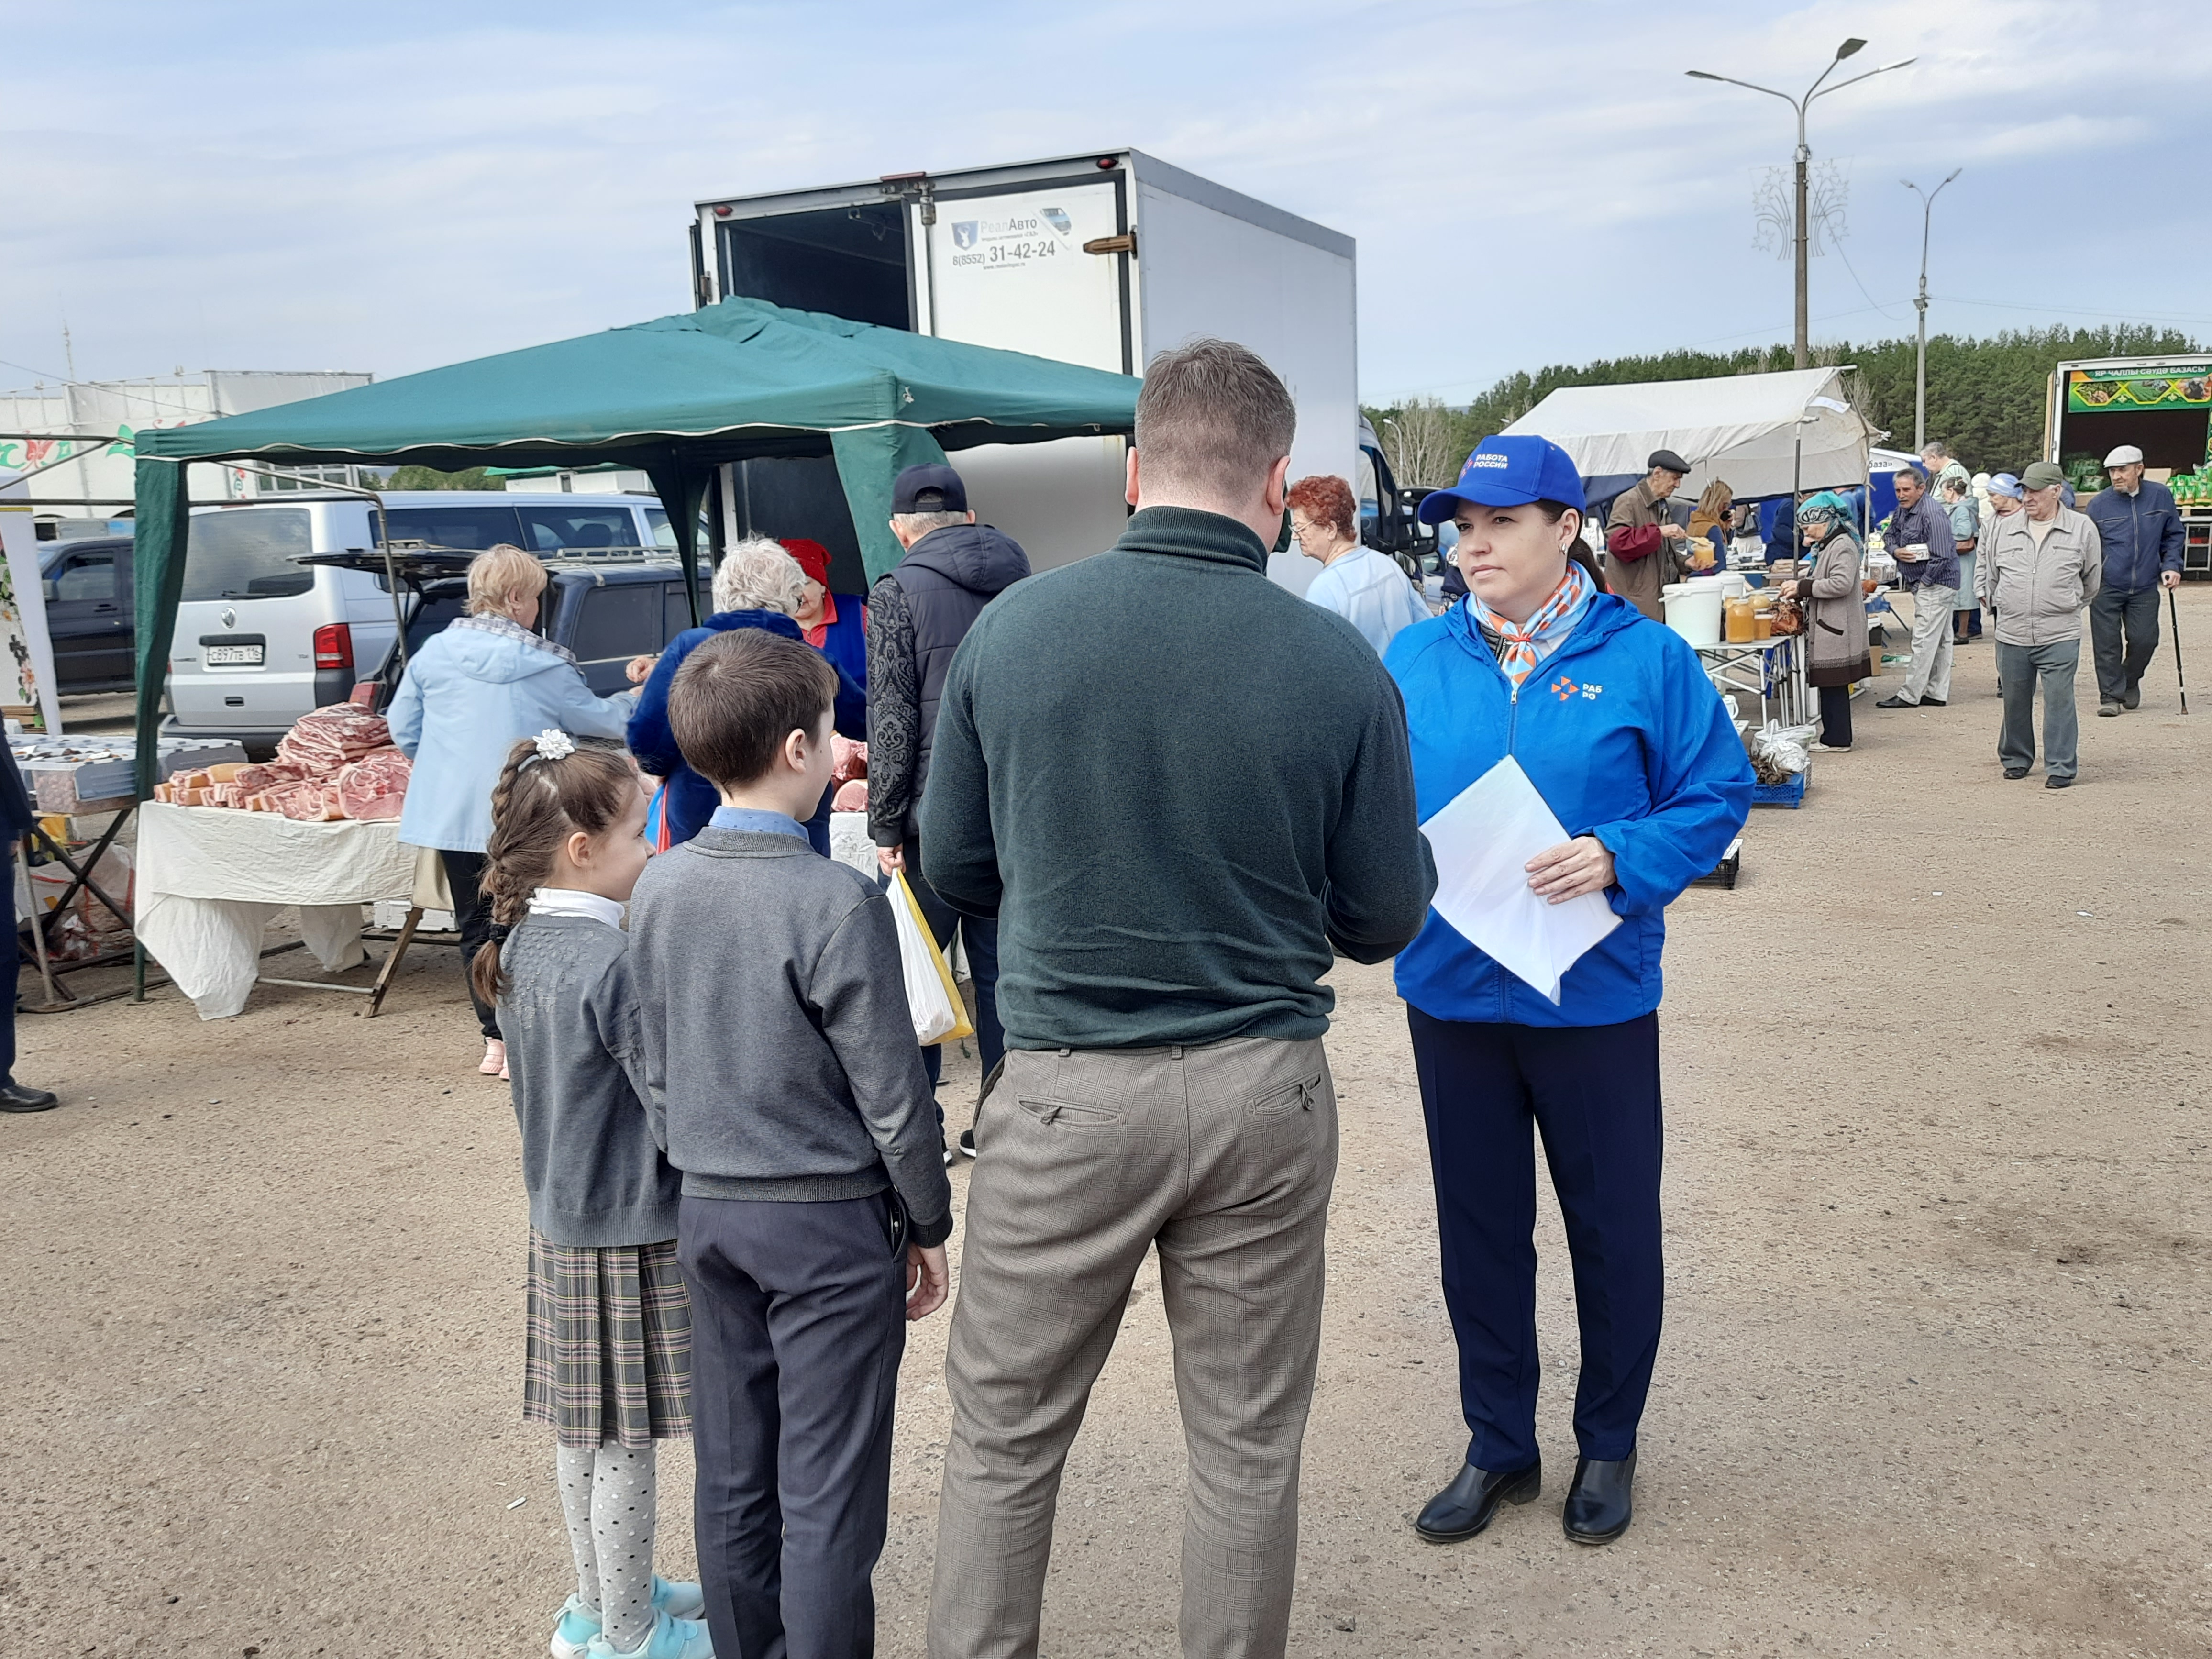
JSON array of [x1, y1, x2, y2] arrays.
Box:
[[473, 731, 711, 1659]]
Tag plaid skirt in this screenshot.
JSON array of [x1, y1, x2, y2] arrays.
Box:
[[522, 1231, 693, 1449]]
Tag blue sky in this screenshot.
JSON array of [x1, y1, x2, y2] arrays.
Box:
[[4, 0, 2209, 406]]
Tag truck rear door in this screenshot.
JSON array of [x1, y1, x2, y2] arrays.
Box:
[[916, 174, 1131, 373]]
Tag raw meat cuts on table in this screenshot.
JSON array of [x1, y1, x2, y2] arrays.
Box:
[[335, 750, 411, 821]]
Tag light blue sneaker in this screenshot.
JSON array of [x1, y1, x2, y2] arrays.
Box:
[[550, 1580, 707, 1659], [586, 1607, 714, 1659]]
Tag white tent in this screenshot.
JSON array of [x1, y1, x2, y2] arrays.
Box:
[[1502, 366, 1873, 501]]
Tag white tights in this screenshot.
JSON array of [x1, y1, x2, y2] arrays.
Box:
[[554, 1441, 659, 1652]]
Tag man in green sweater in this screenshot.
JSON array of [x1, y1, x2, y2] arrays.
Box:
[[920, 338, 1435, 1658]]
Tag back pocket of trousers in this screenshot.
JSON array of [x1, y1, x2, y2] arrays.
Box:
[[1247, 1072, 1323, 1119], [1016, 1097, 1123, 1128]]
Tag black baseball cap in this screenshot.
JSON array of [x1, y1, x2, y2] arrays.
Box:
[[1647, 448, 1694, 475], [893, 463, 968, 514]]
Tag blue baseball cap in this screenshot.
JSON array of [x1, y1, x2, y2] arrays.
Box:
[[893, 462, 968, 514], [1416, 435, 1587, 523]]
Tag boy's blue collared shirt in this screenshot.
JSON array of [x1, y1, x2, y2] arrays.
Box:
[[708, 806, 808, 840]]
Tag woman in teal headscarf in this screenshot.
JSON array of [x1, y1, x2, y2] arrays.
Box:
[[1785, 492, 1871, 752]]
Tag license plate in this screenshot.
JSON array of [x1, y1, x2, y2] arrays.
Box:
[[203, 644, 264, 666]]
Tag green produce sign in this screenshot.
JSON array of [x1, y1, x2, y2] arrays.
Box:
[[2067, 365, 2212, 412]]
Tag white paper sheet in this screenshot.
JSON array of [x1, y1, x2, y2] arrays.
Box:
[[1419, 755, 1622, 1003]]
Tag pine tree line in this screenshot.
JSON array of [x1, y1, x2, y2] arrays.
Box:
[[1367, 323, 2200, 485]]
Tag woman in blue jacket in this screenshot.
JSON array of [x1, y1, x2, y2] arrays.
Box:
[[1385, 435, 1752, 1551], [387, 545, 638, 1076]]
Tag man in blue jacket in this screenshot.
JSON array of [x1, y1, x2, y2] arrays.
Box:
[[2084, 444, 2185, 716]]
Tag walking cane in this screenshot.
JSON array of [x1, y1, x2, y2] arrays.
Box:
[[2169, 585, 2190, 714]]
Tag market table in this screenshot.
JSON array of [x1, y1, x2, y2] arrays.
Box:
[[134, 803, 420, 1020], [1696, 634, 1810, 730]]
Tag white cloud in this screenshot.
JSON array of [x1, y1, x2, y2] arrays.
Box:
[[0, 0, 2206, 409]]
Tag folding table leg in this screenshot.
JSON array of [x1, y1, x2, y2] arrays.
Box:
[[366, 906, 423, 1018]]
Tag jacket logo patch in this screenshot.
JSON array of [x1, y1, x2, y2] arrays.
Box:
[[1550, 675, 1603, 702]]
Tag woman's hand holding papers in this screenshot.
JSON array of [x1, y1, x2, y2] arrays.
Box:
[[1525, 836, 1615, 905]]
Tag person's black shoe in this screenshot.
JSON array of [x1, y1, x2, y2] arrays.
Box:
[[0, 1082, 59, 1112], [2045, 774, 2075, 790], [1918, 696, 1947, 707], [1874, 694, 1918, 709], [958, 1128, 977, 1158], [1413, 1459, 1541, 1544], [1562, 1451, 1637, 1545], [2123, 681, 2142, 710], [2002, 767, 2030, 780], [2098, 701, 2122, 718]]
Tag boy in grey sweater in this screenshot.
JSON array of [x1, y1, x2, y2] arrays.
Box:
[[627, 629, 951, 1658]]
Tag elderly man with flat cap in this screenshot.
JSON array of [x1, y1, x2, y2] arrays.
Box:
[[2083, 444, 2184, 716], [1604, 449, 1698, 621], [1978, 460, 2102, 788]]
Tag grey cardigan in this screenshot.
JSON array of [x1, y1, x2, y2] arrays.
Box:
[[1794, 530, 1870, 688], [500, 913, 682, 1247], [626, 828, 952, 1248]]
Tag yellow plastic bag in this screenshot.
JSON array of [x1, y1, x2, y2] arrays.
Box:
[[889, 870, 974, 1047]]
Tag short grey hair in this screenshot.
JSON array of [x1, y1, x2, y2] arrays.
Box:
[[711, 536, 808, 615], [1134, 337, 1296, 506], [1920, 440, 1951, 460], [891, 509, 970, 541]]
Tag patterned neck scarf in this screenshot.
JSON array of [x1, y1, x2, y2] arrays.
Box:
[[1469, 560, 1594, 687], [452, 610, 577, 664]]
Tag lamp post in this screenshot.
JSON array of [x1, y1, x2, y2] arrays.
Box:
[[1904, 169, 1962, 453], [1688, 40, 1916, 370]]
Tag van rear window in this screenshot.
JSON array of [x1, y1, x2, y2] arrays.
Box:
[[377, 507, 526, 551], [183, 509, 314, 602]]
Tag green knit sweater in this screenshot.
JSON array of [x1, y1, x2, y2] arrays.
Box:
[[918, 505, 1436, 1050]]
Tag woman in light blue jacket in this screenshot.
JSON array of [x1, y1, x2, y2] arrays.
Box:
[[387, 545, 636, 1076]]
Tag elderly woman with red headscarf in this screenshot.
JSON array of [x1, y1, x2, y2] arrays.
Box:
[[782, 536, 868, 693]]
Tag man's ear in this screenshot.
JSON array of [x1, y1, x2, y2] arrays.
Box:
[[1262, 454, 1293, 517], [1124, 446, 1142, 508], [784, 726, 809, 772]]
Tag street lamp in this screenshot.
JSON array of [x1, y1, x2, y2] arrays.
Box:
[[1688, 39, 1916, 369], [1903, 169, 1963, 452]]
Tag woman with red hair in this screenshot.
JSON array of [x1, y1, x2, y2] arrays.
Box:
[[1290, 473, 1428, 654], [781, 537, 868, 692]]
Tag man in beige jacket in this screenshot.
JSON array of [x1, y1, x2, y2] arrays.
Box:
[[1977, 461, 2102, 788]]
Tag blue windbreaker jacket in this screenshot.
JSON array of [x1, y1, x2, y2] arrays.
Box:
[[1385, 592, 1753, 1028], [2084, 479, 2184, 594]]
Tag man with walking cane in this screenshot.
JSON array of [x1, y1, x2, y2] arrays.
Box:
[[2084, 444, 2184, 716]]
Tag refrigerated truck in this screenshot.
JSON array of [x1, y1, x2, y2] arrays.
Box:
[[2045, 354, 2212, 578], [689, 149, 1358, 587]]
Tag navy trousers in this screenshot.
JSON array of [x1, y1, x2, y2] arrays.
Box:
[[678, 1194, 907, 1659], [1406, 1007, 1664, 1471]]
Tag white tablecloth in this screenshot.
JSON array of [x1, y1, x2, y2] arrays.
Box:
[[134, 803, 421, 1019]]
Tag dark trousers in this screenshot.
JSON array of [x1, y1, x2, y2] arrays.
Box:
[[679, 1194, 907, 1659], [438, 849, 500, 1040], [1817, 682, 1854, 748], [2090, 584, 2162, 702], [1407, 1007, 1664, 1471], [4, 877, 19, 1085], [901, 836, 1004, 1095]]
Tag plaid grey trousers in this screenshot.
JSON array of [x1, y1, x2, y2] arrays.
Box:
[[928, 1035, 1338, 1659]]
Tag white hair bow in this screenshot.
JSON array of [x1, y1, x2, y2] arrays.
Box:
[[532, 729, 576, 762]]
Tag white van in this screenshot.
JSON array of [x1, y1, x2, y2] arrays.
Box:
[[165, 490, 674, 747]]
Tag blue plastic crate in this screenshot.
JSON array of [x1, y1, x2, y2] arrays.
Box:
[[1751, 770, 1808, 808]]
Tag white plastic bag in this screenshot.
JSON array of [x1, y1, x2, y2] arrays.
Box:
[[888, 870, 974, 1047]]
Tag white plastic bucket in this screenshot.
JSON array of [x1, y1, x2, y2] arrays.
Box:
[[1663, 582, 1724, 646]]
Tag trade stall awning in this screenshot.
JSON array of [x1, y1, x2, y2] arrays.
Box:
[[127, 295, 1140, 791], [1503, 366, 1872, 507]]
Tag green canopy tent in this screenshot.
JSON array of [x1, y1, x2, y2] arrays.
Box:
[[129, 296, 1139, 792]]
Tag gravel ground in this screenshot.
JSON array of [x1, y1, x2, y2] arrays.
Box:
[[4, 593, 2210, 1658]]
